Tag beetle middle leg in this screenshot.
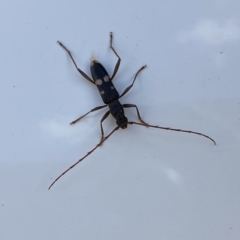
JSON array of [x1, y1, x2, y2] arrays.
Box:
[[109, 32, 121, 81], [119, 65, 146, 98], [71, 105, 107, 125], [57, 41, 95, 84], [122, 104, 148, 125]]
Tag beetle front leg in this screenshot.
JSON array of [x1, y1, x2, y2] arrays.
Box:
[[100, 111, 111, 145], [58, 41, 95, 84], [70, 105, 107, 125], [123, 104, 148, 126]]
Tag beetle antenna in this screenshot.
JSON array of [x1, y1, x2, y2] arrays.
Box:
[[128, 121, 216, 145], [48, 126, 120, 190]]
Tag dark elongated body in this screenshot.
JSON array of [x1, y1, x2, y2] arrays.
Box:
[[90, 60, 128, 128], [90, 60, 119, 104]]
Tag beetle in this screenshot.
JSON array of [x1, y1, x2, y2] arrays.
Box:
[[48, 32, 216, 189]]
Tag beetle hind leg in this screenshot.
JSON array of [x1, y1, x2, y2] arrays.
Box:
[[109, 32, 121, 81], [70, 105, 107, 125]]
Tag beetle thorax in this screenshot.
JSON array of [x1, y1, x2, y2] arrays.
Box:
[[108, 100, 128, 129]]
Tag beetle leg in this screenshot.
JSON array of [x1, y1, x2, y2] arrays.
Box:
[[109, 32, 121, 81], [119, 65, 146, 98], [70, 105, 107, 125], [57, 41, 95, 84]]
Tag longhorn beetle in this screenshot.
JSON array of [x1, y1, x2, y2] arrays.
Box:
[[48, 32, 216, 189]]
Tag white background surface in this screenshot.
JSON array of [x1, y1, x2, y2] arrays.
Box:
[[1, 0, 240, 239]]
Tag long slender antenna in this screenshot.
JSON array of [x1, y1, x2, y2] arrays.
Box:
[[128, 121, 216, 145], [49, 126, 120, 190]]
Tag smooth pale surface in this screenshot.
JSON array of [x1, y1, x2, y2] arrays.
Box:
[[0, 0, 240, 239]]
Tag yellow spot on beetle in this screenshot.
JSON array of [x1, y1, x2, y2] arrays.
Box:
[[104, 75, 109, 82], [95, 79, 103, 85]]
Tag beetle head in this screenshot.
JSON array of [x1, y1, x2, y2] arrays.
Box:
[[116, 116, 128, 129]]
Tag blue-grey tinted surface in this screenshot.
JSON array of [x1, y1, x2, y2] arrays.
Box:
[[0, 0, 240, 239]]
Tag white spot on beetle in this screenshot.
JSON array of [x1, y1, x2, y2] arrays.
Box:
[[100, 91, 105, 95], [95, 79, 103, 85], [111, 86, 115, 89], [103, 75, 109, 82]]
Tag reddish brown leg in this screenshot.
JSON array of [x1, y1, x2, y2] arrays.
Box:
[[109, 32, 121, 81], [57, 41, 95, 84], [122, 104, 148, 125], [70, 105, 107, 125], [100, 111, 110, 144]]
